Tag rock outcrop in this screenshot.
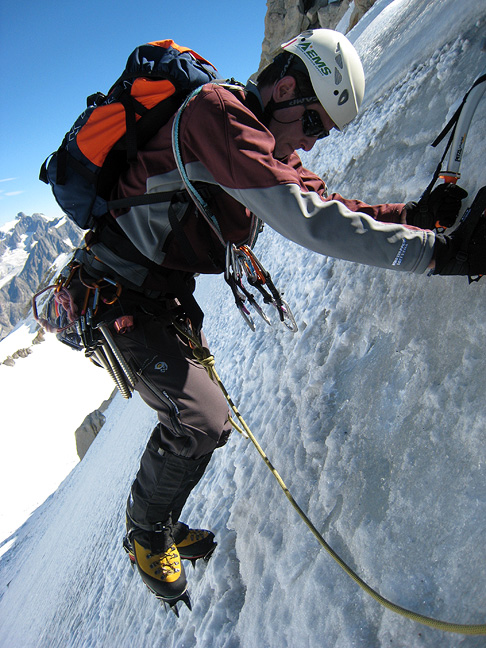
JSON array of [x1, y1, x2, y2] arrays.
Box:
[[258, 0, 377, 73], [74, 390, 117, 460]]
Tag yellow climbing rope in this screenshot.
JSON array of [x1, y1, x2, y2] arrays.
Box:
[[175, 321, 486, 636]]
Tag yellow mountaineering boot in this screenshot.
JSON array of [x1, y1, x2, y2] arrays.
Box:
[[123, 522, 216, 612], [131, 538, 188, 608], [124, 524, 190, 614], [124, 523, 216, 569], [172, 521, 217, 566]]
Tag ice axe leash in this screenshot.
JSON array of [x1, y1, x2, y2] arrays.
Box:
[[173, 320, 486, 635], [420, 70, 486, 232]]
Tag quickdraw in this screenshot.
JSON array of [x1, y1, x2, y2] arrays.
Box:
[[224, 243, 298, 333]]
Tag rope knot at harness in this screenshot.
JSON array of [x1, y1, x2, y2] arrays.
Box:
[[192, 345, 216, 376]]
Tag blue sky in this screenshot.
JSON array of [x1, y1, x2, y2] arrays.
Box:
[[0, 0, 267, 227]]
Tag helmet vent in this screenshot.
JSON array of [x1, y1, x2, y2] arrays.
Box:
[[335, 68, 343, 85], [338, 89, 349, 106], [335, 53, 344, 69]]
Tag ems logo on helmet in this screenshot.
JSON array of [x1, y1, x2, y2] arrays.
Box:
[[297, 42, 331, 77]]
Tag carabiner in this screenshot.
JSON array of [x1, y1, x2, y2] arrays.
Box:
[[274, 299, 298, 333]]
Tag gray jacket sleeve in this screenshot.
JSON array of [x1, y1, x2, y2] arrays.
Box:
[[223, 182, 435, 274]]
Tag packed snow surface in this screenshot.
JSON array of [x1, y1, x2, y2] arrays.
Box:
[[0, 1, 485, 646], [0, 324, 115, 542]]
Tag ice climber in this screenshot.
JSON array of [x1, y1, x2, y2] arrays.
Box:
[[53, 29, 485, 608]]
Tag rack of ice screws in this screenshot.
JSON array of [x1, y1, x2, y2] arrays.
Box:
[[32, 264, 137, 399]]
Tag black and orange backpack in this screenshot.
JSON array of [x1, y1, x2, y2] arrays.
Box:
[[40, 40, 219, 230]]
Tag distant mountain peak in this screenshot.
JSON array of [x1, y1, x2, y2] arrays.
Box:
[[0, 212, 82, 341]]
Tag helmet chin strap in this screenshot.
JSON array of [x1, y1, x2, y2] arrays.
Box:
[[263, 52, 318, 124]]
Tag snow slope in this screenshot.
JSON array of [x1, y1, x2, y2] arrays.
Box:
[[0, 0, 485, 646], [0, 322, 115, 542]]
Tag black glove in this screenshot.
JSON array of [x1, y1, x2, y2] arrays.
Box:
[[433, 233, 467, 275], [405, 183, 468, 230], [434, 213, 486, 277]]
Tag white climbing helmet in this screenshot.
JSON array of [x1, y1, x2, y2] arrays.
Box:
[[281, 29, 365, 130]]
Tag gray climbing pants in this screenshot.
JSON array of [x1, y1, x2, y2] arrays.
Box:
[[108, 308, 232, 530]]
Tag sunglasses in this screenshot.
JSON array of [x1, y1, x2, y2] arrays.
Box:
[[301, 108, 330, 139]]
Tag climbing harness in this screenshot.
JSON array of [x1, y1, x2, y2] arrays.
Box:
[[173, 321, 486, 636]]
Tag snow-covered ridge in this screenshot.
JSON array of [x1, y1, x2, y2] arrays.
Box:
[[0, 245, 30, 289], [0, 212, 82, 341]]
